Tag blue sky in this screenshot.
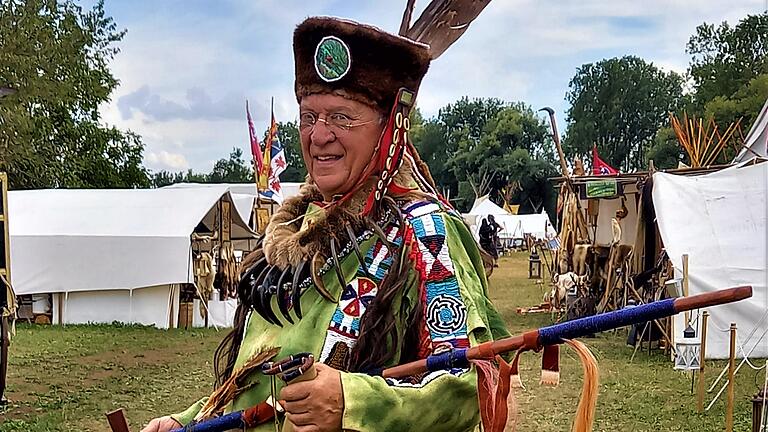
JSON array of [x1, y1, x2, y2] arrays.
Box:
[[93, 0, 766, 173]]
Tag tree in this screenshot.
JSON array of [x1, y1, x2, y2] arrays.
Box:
[[0, 0, 149, 189], [646, 127, 684, 170], [687, 13, 768, 114], [445, 103, 557, 213], [705, 73, 768, 131], [150, 148, 251, 187], [276, 121, 306, 182], [412, 97, 506, 202], [208, 147, 252, 183], [563, 56, 685, 172]]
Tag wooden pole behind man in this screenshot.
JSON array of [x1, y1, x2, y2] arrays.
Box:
[[539, 107, 590, 243], [0, 172, 11, 404], [683, 254, 690, 324], [726, 322, 737, 432], [697, 310, 709, 413]]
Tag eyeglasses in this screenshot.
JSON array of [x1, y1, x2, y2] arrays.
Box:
[[299, 112, 378, 133]]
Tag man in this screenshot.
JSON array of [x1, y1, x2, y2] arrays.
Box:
[[478, 218, 497, 259], [143, 15, 507, 432]]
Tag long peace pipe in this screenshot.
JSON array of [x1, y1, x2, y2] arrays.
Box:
[[153, 286, 752, 432], [381, 285, 752, 378]]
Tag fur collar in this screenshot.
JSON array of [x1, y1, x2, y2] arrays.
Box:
[[262, 159, 427, 269]]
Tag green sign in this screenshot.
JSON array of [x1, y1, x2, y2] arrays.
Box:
[[586, 180, 618, 198]]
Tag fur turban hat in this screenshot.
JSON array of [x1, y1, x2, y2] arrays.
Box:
[[293, 17, 431, 113]]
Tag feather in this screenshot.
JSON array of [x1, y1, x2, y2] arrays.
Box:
[[404, 0, 492, 59], [196, 347, 280, 420], [399, 0, 417, 36]]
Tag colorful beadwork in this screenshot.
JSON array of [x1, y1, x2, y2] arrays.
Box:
[[314, 36, 351, 82], [408, 209, 470, 349], [319, 225, 402, 364]]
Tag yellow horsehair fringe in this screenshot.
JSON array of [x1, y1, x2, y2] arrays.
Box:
[[565, 339, 598, 432]]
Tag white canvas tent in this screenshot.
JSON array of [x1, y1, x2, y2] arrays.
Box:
[[652, 161, 767, 359], [9, 186, 255, 328], [465, 195, 556, 241], [733, 98, 768, 163], [163, 182, 304, 223]]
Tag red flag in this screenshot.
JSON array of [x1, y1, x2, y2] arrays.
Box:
[[592, 145, 618, 175], [259, 108, 277, 189], [246, 100, 263, 174]]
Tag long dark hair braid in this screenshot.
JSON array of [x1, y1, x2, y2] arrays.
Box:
[[348, 197, 424, 372]]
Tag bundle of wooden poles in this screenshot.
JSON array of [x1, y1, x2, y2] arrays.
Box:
[[669, 113, 742, 168]]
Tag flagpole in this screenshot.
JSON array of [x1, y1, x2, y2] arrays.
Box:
[[268, 97, 274, 216], [246, 99, 263, 235]]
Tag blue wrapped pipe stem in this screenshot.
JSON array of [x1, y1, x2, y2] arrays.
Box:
[[170, 411, 244, 432], [425, 348, 469, 372], [538, 298, 676, 346]]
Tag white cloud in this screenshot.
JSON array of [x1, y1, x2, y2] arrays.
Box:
[[145, 150, 190, 171], [97, 0, 766, 172]]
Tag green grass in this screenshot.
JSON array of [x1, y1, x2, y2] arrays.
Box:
[[489, 253, 758, 432], [0, 253, 761, 431], [1, 323, 222, 431]]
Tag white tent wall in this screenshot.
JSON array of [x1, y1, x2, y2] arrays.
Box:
[[10, 187, 254, 296], [13, 235, 191, 294], [9, 187, 255, 328], [591, 193, 639, 246], [465, 195, 556, 241], [52, 285, 180, 329], [192, 299, 237, 328], [733, 98, 768, 163], [231, 193, 256, 228], [652, 162, 768, 359]]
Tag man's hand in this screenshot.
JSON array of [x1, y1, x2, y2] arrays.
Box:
[[140, 416, 182, 432], [279, 363, 344, 432]]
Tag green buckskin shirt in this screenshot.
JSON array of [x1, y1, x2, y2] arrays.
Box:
[[173, 197, 510, 431]]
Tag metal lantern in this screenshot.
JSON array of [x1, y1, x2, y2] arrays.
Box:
[[528, 247, 542, 279], [665, 278, 683, 298], [674, 324, 701, 371]]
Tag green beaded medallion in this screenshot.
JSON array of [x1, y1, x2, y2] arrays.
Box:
[[314, 36, 351, 82]]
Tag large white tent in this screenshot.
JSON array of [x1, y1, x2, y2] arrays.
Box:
[[733, 98, 768, 163], [465, 195, 556, 241], [9, 186, 255, 328], [652, 160, 767, 359], [163, 182, 304, 224]]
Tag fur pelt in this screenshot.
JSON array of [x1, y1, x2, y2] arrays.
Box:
[[262, 158, 427, 269]]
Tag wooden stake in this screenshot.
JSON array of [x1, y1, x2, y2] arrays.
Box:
[[697, 311, 709, 413], [726, 322, 737, 432], [683, 254, 690, 324], [106, 408, 131, 432]]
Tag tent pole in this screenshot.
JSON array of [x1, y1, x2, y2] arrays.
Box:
[[129, 289, 133, 325]]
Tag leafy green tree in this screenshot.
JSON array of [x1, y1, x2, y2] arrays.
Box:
[[150, 170, 186, 188], [0, 0, 149, 189], [704, 73, 768, 130], [276, 121, 306, 182], [646, 127, 684, 170], [150, 148, 251, 187], [563, 56, 685, 171], [687, 13, 768, 114], [412, 97, 506, 202], [445, 103, 557, 213], [208, 147, 252, 183]]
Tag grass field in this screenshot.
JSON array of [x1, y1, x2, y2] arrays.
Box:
[[1, 253, 761, 431]]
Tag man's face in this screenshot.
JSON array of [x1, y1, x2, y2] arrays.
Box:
[[299, 93, 384, 200]]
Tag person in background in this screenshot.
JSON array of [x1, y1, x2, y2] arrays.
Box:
[[478, 218, 498, 261]]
